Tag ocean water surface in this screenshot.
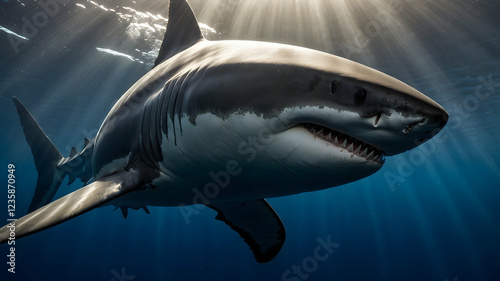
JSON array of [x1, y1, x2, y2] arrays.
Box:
[[0, 0, 499, 280]]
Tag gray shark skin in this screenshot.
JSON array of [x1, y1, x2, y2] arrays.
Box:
[[0, 0, 448, 263]]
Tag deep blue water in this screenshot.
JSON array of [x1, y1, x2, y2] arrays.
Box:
[[1, 0, 500, 280]]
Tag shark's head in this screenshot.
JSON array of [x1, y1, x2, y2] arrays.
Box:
[[173, 42, 448, 191], [155, 0, 448, 196]]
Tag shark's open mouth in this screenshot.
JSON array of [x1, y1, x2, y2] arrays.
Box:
[[302, 123, 386, 164]]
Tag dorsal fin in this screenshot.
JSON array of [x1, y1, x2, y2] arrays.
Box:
[[154, 0, 204, 67]]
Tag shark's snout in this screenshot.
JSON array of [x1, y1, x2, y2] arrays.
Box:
[[284, 68, 449, 158], [418, 99, 449, 129], [353, 85, 449, 156], [400, 97, 449, 151]]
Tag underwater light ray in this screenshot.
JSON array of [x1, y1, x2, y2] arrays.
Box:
[[2, 0, 220, 152], [395, 178, 450, 275], [357, 181, 391, 273], [339, 0, 499, 156], [423, 156, 485, 272]]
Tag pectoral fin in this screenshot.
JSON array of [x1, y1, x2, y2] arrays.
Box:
[[208, 199, 286, 263], [0, 169, 144, 243]]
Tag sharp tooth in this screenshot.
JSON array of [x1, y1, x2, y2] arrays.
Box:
[[347, 143, 354, 151], [342, 139, 347, 147], [318, 128, 324, 135], [367, 150, 375, 159], [334, 136, 339, 144], [354, 145, 362, 154], [361, 148, 369, 157], [327, 132, 332, 140]]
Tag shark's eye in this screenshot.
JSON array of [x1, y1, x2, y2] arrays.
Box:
[[330, 81, 340, 94], [355, 88, 367, 106]]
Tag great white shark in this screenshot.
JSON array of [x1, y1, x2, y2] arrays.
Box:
[[0, 0, 448, 262]]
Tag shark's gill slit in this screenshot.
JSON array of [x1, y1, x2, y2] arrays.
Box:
[[176, 72, 195, 136], [161, 80, 176, 140], [168, 77, 184, 145], [302, 123, 385, 163]]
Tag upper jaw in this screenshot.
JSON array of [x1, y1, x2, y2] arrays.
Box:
[[286, 102, 447, 157]]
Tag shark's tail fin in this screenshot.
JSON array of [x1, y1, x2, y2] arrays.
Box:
[[13, 97, 65, 213]]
